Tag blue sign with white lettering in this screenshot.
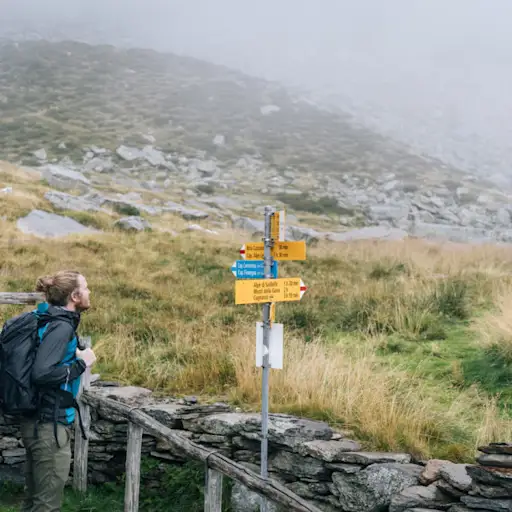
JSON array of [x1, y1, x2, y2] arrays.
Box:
[[231, 260, 278, 279]]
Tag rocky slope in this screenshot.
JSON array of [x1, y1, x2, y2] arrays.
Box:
[[1, 39, 512, 244]]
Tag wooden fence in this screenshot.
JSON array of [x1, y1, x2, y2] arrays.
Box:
[[0, 292, 322, 512]]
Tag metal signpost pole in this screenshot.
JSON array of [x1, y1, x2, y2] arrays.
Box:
[[260, 206, 273, 512]]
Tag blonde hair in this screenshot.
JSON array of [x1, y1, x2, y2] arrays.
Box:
[[35, 270, 82, 307]]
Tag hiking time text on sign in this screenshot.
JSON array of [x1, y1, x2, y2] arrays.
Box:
[[235, 278, 307, 305], [239, 241, 306, 261]]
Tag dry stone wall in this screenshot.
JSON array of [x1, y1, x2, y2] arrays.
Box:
[[1, 383, 511, 512]]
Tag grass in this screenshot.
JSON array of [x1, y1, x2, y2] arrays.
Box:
[[1, 161, 512, 464], [0, 459, 213, 512]]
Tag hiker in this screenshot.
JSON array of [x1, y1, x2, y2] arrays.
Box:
[[19, 270, 97, 512]]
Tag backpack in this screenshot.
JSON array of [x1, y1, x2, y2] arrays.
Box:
[[0, 310, 43, 416]]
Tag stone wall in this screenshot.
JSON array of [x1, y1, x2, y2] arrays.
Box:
[[1, 383, 511, 511]]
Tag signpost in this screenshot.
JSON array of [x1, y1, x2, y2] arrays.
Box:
[[239, 241, 306, 261], [231, 206, 307, 512], [271, 210, 286, 241], [235, 277, 307, 305], [231, 260, 279, 280]]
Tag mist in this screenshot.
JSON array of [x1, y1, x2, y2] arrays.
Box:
[[2, 0, 512, 182]]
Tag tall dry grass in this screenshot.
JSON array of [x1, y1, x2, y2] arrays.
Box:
[[472, 292, 512, 361], [2, 160, 512, 459]]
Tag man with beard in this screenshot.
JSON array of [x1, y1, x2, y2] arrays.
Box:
[[19, 270, 97, 511]]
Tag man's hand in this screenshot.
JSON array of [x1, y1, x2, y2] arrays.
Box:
[[76, 347, 97, 368]]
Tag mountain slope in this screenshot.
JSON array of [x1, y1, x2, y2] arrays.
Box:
[[0, 39, 466, 184]]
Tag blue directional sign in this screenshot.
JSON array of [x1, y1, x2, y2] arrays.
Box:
[[231, 260, 278, 279]]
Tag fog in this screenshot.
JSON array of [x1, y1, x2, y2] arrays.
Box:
[[2, 0, 512, 181]]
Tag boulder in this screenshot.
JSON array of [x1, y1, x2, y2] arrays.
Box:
[[460, 496, 512, 511], [297, 440, 363, 462], [332, 463, 422, 512], [114, 216, 151, 232], [270, 450, 331, 480], [41, 164, 90, 192], [439, 463, 472, 491], [116, 145, 144, 161], [17, 210, 98, 238], [389, 483, 455, 511], [34, 148, 47, 160], [45, 191, 101, 212]]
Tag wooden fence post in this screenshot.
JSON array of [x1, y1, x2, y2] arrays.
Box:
[[204, 468, 223, 512], [73, 336, 92, 493], [124, 422, 143, 512]]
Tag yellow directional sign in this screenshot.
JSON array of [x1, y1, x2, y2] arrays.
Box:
[[235, 278, 307, 305], [240, 241, 306, 261], [271, 211, 286, 241]]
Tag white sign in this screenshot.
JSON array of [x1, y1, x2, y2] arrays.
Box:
[[255, 322, 284, 369]]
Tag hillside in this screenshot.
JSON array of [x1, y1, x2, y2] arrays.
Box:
[[1, 159, 512, 464], [0, 38, 512, 465], [2, 40, 512, 246]]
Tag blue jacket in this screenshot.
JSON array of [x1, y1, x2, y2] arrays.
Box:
[[31, 302, 87, 425]]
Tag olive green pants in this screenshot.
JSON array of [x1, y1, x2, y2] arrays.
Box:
[[20, 418, 72, 512]]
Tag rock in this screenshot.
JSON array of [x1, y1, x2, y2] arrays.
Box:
[[45, 191, 101, 212], [17, 210, 99, 238], [270, 450, 330, 480], [42, 164, 90, 192], [232, 216, 264, 236], [326, 463, 363, 474], [466, 465, 512, 491], [90, 145, 108, 155], [471, 483, 512, 499], [195, 160, 217, 177], [164, 201, 209, 221], [83, 157, 114, 173], [116, 145, 144, 161], [142, 402, 230, 429], [389, 483, 455, 512], [297, 439, 362, 462], [439, 463, 472, 491], [368, 205, 410, 225], [142, 146, 169, 168], [436, 480, 465, 499], [34, 148, 47, 160], [230, 480, 278, 512], [58, 142, 67, 150], [478, 443, 512, 455], [327, 452, 411, 466], [114, 216, 151, 232], [0, 437, 19, 450], [477, 453, 512, 469], [286, 225, 322, 243], [460, 496, 512, 511], [2, 448, 26, 464], [333, 463, 422, 512], [326, 227, 408, 243], [91, 386, 152, 404], [420, 459, 448, 485], [195, 412, 332, 450]]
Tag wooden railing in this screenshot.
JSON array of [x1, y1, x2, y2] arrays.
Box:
[[1, 292, 322, 512]]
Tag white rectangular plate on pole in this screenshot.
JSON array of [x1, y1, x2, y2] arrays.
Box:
[[255, 322, 283, 369]]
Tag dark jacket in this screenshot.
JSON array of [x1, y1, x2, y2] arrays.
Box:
[[31, 302, 87, 425]]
